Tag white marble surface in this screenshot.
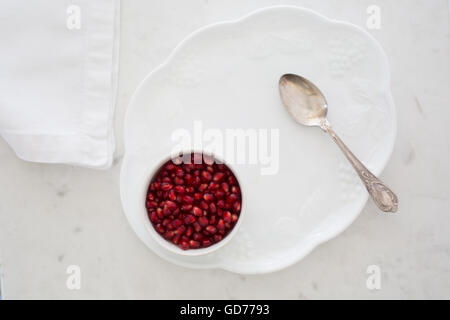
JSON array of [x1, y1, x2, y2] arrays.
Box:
[[0, 0, 449, 299]]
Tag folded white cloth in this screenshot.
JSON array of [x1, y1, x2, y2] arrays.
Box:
[[0, 0, 120, 169]]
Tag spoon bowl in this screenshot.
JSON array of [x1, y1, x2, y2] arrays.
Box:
[[279, 74, 328, 127]]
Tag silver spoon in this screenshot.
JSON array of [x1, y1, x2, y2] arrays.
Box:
[[279, 73, 398, 212]]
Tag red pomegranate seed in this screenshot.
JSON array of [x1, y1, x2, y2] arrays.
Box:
[[184, 215, 196, 225], [194, 193, 203, 201], [193, 233, 203, 241], [193, 222, 201, 232], [213, 172, 225, 182], [166, 200, 177, 210], [155, 224, 165, 234], [175, 167, 184, 177], [175, 225, 186, 235], [164, 231, 174, 240], [203, 193, 214, 202], [185, 186, 195, 193], [226, 194, 237, 204], [174, 177, 184, 185], [180, 240, 189, 250], [189, 240, 200, 248], [223, 211, 232, 223], [185, 226, 194, 237], [192, 206, 203, 216], [205, 225, 217, 234], [201, 171, 212, 181], [161, 182, 173, 191], [217, 200, 225, 208], [221, 182, 229, 192], [198, 217, 209, 227], [174, 185, 185, 194], [156, 207, 164, 219], [149, 212, 158, 223], [200, 201, 209, 210], [165, 163, 176, 171], [182, 195, 194, 204], [146, 152, 242, 250], [168, 190, 177, 201]]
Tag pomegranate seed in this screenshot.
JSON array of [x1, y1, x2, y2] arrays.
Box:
[[166, 201, 177, 210], [164, 231, 174, 240], [232, 202, 241, 213], [198, 217, 209, 227], [208, 182, 219, 190], [221, 182, 229, 192], [192, 206, 203, 217], [200, 201, 209, 210], [161, 182, 173, 191], [185, 186, 195, 193], [155, 224, 165, 234], [174, 177, 184, 185], [175, 225, 186, 235], [202, 239, 212, 247], [172, 219, 182, 228], [217, 219, 225, 230], [214, 235, 223, 242], [213, 172, 225, 182], [168, 190, 177, 201], [194, 192, 203, 200], [175, 167, 184, 177], [182, 195, 194, 204], [198, 183, 208, 192], [185, 226, 194, 237], [209, 203, 217, 213], [201, 171, 212, 181], [156, 208, 164, 219], [203, 193, 214, 202], [149, 212, 158, 223], [231, 214, 238, 222], [181, 204, 192, 211], [231, 185, 239, 194], [165, 163, 176, 171], [226, 194, 237, 204], [184, 215, 196, 225], [193, 233, 203, 241], [193, 222, 201, 232], [174, 185, 185, 194], [223, 211, 232, 223], [147, 201, 158, 208], [180, 240, 189, 250], [189, 240, 200, 248], [215, 191, 225, 199], [217, 200, 225, 208], [205, 225, 217, 234]]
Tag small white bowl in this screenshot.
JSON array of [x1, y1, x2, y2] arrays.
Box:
[[141, 152, 245, 256]]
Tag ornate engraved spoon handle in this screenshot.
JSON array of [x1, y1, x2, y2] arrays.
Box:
[[320, 120, 398, 213]]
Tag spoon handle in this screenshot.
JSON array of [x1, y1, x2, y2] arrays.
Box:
[[320, 121, 398, 213]]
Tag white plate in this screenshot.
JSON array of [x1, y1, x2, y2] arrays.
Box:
[[120, 6, 396, 274]]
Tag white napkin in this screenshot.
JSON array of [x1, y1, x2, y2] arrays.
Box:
[[0, 0, 120, 169]]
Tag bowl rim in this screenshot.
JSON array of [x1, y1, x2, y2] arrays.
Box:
[[142, 150, 245, 256]]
